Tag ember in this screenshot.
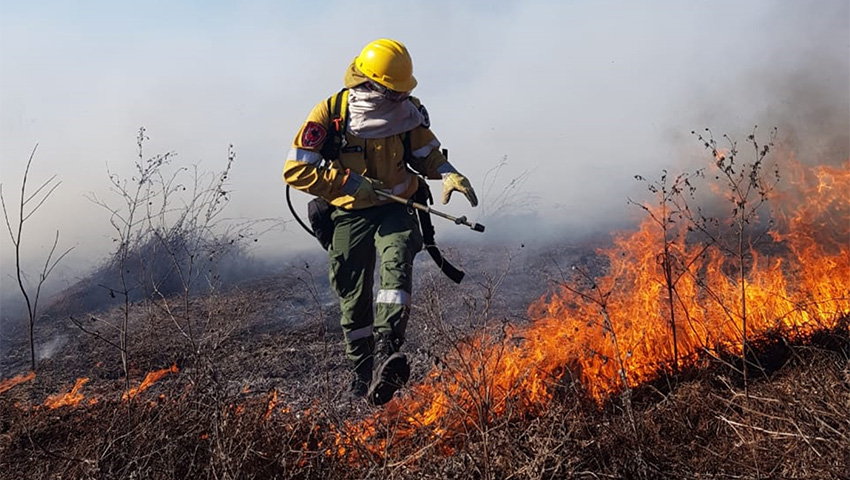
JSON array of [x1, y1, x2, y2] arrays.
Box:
[[264, 390, 278, 420]]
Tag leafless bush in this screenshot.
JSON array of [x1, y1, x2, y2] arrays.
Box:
[[1, 144, 73, 370], [71, 128, 271, 390], [477, 155, 539, 222], [626, 127, 783, 392], [629, 169, 705, 373], [686, 127, 780, 392]]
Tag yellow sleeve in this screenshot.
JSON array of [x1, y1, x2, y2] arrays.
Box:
[[283, 100, 352, 199], [405, 97, 451, 179]]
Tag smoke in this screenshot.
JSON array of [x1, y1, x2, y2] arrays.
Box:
[[37, 334, 67, 362], [679, 1, 849, 165], [1, 0, 847, 318]]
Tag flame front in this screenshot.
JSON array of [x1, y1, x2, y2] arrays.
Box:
[[0, 371, 35, 395], [44, 378, 89, 409], [123, 363, 179, 401], [338, 155, 849, 456]]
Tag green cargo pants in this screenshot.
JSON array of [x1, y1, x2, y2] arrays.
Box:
[[328, 203, 423, 373]]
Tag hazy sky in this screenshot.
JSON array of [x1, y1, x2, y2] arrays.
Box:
[[1, 0, 848, 285]]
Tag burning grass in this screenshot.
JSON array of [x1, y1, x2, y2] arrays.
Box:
[[43, 377, 89, 410], [122, 363, 179, 401], [0, 372, 35, 396], [0, 143, 847, 478], [321, 155, 849, 464], [0, 329, 847, 479]]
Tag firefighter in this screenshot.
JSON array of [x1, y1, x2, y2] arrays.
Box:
[[283, 38, 478, 406]]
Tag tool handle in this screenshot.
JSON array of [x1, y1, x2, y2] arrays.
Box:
[[376, 190, 485, 233]]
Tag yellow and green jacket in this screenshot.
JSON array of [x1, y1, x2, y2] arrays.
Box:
[[283, 64, 450, 210]]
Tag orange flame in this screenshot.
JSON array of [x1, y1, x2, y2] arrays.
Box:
[[336, 155, 849, 456], [122, 363, 179, 401], [44, 378, 89, 409], [0, 371, 35, 395]]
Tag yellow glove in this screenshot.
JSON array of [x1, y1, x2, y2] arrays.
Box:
[[442, 172, 478, 207]]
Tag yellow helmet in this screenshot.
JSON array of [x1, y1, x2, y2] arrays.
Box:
[[355, 38, 417, 93]]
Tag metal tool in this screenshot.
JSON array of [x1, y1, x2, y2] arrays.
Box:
[[375, 189, 485, 233]]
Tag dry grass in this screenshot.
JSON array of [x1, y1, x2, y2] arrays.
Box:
[[0, 248, 847, 480], [0, 326, 846, 480]]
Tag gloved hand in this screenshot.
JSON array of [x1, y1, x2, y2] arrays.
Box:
[[441, 172, 478, 207]]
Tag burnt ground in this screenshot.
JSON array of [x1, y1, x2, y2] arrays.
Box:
[[0, 239, 848, 479], [0, 240, 585, 399]]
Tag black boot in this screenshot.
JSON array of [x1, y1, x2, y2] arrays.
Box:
[[368, 334, 410, 406]]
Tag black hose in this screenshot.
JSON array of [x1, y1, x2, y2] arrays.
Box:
[[286, 184, 315, 237]]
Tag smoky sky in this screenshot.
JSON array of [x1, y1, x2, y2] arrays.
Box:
[[1, 0, 848, 302]]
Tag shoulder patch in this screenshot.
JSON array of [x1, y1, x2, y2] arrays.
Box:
[[418, 104, 430, 128], [301, 121, 327, 148]]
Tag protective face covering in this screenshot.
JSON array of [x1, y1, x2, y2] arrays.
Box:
[[347, 83, 424, 139]]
